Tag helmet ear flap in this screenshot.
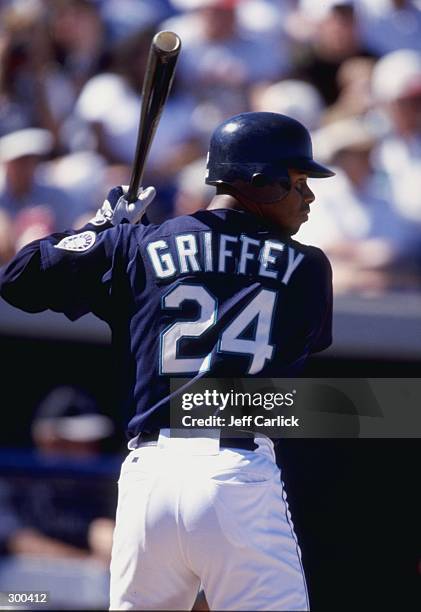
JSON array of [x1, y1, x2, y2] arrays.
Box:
[[251, 172, 291, 193]]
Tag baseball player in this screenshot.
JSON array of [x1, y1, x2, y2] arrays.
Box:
[[0, 112, 334, 611]]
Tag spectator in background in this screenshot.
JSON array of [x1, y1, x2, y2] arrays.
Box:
[[46, 0, 107, 95], [0, 128, 79, 252], [298, 117, 421, 293], [31, 386, 114, 459], [165, 0, 292, 58], [1, 386, 116, 564], [356, 0, 421, 56], [250, 78, 325, 130], [73, 29, 153, 167], [75, 28, 199, 178], [322, 55, 376, 123], [0, 208, 13, 264], [100, 0, 174, 44], [164, 0, 287, 132], [291, 1, 378, 105], [370, 49, 421, 223], [38, 149, 108, 228], [235, 0, 294, 42], [172, 156, 214, 216], [0, 1, 75, 144]]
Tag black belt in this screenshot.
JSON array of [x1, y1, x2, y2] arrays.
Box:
[[139, 430, 258, 451]]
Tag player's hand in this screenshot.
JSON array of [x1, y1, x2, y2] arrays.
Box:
[[90, 185, 156, 226]]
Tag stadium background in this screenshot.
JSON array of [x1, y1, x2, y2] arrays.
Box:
[[0, 0, 420, 609]]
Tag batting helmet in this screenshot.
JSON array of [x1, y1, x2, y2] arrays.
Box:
[[205, 112, 335, 190]]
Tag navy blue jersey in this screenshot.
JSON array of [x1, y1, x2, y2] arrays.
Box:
[[0, 209, 332, 438]]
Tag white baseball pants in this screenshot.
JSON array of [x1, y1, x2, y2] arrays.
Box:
[[109, 434, 309, 611]]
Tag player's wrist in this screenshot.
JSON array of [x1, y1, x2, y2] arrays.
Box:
[[78, 218, 114, 234]]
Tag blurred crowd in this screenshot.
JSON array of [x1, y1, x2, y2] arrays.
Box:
[[0, 385, 118, 606], [0, 0, 421, 294], [0, 386, 117, 561]]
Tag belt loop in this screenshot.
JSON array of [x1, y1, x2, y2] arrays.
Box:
[[127, 434, 141, 450]]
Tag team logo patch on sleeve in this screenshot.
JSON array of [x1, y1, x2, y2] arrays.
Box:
[[55, 231, 97, 252]]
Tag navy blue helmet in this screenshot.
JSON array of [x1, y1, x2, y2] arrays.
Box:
[[205, 112, 335, 189]]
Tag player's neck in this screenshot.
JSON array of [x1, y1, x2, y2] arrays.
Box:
[[207, 194, 245, 212], [206, 194, 293, 237], [207, 194, 263, 218]]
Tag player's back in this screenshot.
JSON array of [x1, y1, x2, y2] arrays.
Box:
[[123, 208, 332, 436]]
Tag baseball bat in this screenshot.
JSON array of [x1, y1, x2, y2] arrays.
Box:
[[126, 31, 181, 204]]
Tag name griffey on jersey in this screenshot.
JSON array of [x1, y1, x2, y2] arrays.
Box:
[[146, 231, 305, 285]]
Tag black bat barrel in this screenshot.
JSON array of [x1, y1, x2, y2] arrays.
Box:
[[126, 31, 181, 204]]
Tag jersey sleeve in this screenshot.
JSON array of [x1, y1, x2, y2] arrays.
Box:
[[0, 222, 139, 322], [288, 245, 333, 354], [307, 247, 333, 353]]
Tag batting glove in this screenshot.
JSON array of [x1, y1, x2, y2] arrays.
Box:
[[90, 185, 156, 227]]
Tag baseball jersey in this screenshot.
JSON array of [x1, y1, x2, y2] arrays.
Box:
[[0, 209, 332, 438]]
